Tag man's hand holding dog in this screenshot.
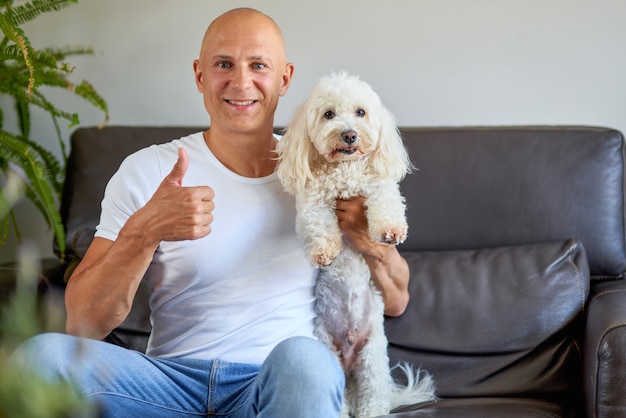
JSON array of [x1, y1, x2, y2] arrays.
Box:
[[336, 196, 411, 317]]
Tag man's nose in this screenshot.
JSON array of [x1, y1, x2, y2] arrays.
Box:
[[232, 67, 253, 89]]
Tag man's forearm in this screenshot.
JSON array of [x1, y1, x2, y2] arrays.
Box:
[[363, 243, 411, 317], [65, 216, 160, 339]]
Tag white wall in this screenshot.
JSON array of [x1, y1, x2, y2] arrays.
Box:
[[3, 0, 626, 262]]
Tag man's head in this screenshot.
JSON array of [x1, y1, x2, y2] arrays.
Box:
[[193, 8, 294, 136]]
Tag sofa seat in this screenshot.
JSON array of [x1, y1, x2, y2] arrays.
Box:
[[390, 398, 567, 417]]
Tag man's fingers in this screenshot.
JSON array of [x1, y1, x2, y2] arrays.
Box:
[[164, 147, 189, 186]]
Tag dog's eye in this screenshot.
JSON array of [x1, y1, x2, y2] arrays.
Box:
[[355, 108, 366, 118], [323, 111, 336, 120]]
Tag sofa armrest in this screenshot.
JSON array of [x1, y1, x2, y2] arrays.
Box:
[[584, 280, 626, 418]]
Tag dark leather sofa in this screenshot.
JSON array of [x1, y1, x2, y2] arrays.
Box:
[[5, 125, 626, 418]]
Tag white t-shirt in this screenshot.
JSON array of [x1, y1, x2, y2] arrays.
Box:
[[95, 132, 317, 364]]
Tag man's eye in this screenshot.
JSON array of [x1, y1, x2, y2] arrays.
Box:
[[216, 61, 231, 69], [253, 63, 266, 70], [356, 108, 366, 117], [323, 110, 336, 120]]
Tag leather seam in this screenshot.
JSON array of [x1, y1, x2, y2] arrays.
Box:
[[589, 288, 626, 304], [594, 323, 626, 418]]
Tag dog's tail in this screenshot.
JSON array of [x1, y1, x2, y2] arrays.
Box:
[[391, 362, 437, 409]]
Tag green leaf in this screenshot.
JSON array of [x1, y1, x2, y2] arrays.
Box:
[[0, 15, 36, 95], [74, 80, 109, 125], [7, 0, 78, 26], [0, 130, 65, 255], [15, 95, 29, 138]]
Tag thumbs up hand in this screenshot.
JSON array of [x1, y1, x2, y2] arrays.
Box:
[[163, 146, 190, 187], [132, 147, 215, 244]]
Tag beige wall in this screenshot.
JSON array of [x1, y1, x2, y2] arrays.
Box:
[[3, 0, 626, 262]]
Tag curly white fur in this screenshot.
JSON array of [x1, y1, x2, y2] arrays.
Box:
[[276, 72, 436, 417]]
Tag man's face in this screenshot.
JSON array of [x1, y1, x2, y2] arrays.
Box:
[[193, 12, 293, 135]]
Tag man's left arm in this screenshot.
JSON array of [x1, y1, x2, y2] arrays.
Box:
[[335, 196, 411, 317]]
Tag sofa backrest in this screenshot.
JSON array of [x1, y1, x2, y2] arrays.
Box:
[[61, 125, 626, 278], [398, 126, 626, 280]]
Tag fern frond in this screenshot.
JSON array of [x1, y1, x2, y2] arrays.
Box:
[[0, 211, 9, 245], [0, 131, 57, 200], [0, 186, 11, 237], [14, 95, 29, 138], [73, 80, 108, 125], [0, 44, 25, 62], [42, 45, 93, 61], [21, 89, 75, 126], [49, 111, 67, 161], [20, 134, 64, 194], [27, 47, 60, 71], [7, 0, 77, 26], [0, 14, 35, 95], [0, 130, 65, 254], [28, 64, 71, 90]]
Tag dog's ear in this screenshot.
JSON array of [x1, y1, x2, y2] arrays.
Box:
[[372, 105, 414, 182], [276, 102, 317, 194]]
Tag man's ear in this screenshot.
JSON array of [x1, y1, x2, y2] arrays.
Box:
[[193, 59, 204, 93], [279, 62, 295, 97]]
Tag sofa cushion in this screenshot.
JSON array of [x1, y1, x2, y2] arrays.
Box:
[[398, 126, 626, 279], [386, 239, 589, 404]]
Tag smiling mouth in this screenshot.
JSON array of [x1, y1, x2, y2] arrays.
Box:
[[227, 100, 256, 106]]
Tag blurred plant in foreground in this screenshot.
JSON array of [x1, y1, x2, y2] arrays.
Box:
[[0, 243, 97, 417]]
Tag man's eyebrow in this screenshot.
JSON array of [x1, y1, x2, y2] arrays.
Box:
[[211, 54, 272, 62]]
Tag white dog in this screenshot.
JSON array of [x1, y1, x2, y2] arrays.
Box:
[[276, 72, 436, 418]]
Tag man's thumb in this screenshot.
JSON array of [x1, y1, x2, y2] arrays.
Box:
[[166, 147, 189, 186]]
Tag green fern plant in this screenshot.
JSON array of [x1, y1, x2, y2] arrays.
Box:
[[0, 0, 108, 259]]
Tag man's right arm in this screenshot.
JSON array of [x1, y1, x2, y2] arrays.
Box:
[[64, 218, 162, 339], [65, 147, 215, 339]]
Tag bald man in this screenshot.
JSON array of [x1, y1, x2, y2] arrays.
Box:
[[15, 8, 411, 417]]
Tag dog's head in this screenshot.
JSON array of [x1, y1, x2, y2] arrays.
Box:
[[276, 72, 412, 194]]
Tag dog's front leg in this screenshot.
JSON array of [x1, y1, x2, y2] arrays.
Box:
[[364, 181, 408, 245], [296, 192, 343, 267]]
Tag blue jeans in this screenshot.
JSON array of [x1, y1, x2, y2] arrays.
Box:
[[14, 333, 344, 417]]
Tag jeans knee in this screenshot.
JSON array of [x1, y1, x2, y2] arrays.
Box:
[[267, 337, 344, 387], [12, 333, 83, 380], [14, 332, 66, 361], [257, 337, 344, 415]]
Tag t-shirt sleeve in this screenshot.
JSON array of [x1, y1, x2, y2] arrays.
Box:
[[95, 146, 163, 242]]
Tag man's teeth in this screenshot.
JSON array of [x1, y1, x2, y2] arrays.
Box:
[[229, 100, 254, 105]]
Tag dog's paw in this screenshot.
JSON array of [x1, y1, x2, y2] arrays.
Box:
[[309, 237, 343, 267], [312, 251, 336, 267], [380, 227, 407, 245]]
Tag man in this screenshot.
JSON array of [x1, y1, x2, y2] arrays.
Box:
[[18, 8, 411, 417]]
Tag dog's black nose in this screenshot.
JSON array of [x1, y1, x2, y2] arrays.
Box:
[[341, 130, 358, 144]]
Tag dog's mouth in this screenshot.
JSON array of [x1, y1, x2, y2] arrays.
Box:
[[337, 147, 357, 155]]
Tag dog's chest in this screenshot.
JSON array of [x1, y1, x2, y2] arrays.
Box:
[[310, 163, 377, 200]]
